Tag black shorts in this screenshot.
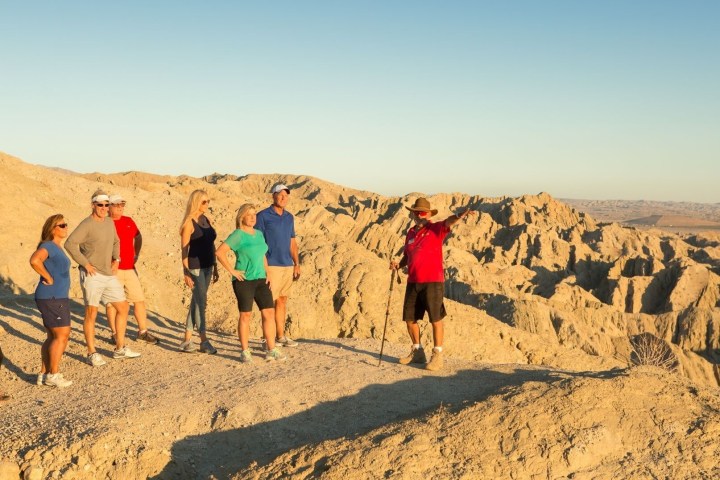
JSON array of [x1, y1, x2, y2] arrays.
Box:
[[402, 282, 447, 323], [35, 298, 71, 329], [232, 279, 274, 312]]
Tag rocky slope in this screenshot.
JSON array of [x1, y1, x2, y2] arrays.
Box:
[[2, 151, 720, 386], [2, 150, 720, 479]]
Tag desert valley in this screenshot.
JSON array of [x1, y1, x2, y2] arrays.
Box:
[[1, 150, 719, 479]]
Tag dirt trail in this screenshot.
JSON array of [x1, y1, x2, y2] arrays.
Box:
[[1, 297, 557, 479]]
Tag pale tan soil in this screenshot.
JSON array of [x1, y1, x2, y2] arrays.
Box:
[[1, 296, 565, 479]]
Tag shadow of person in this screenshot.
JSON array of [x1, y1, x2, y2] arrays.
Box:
[[152, 366, 626, 478]]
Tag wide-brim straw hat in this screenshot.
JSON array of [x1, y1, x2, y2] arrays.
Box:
[[405, 197, 438, 216]]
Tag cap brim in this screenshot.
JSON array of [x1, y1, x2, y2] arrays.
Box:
[[405, 206, 438, 216]]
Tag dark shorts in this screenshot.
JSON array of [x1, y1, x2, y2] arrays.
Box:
[[232, 279, 274, 312], [35, 298, 71, 329], [402, 282, 447, 323]]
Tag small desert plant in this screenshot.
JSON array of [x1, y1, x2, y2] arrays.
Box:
[[629, 332, 679, 371]]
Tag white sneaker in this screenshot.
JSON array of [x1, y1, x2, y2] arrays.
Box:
[[36, 373, 45, 385], [113, 346, 141, 359], [44, 373, 72, 388], [87, 352, 107, 367]]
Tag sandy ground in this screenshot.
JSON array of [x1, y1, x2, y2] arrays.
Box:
[[0, 296, 558, 479]]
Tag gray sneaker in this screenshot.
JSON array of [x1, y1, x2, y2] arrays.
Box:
[[240, 349, 253, 363], [179, 340, 197, 353], [36, 373, 45, 386], [200, 340, 217, 354], [87, 352, 107, 367], [276, 336, 298, 347], [113, 346, 141, 359], [44, 373, 72, 388], [265, 347, 287, 361]]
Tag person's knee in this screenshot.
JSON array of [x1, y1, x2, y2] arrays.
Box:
[[113, 301, 130, 315], [85, 307, 98, 321]]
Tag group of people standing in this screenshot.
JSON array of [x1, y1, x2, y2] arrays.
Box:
[[179, 184, 300, 362], [27, 182, 302, 387], [19, 182, 473, 391]]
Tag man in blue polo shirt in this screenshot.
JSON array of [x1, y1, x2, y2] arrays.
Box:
[[255, 183, 300, 347]]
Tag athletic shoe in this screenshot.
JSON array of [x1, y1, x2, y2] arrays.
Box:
[[87, 352, 107, 367], [265, 348, 287, 362], [240, 350, 253, 363], [276, 336, 298, 347], [136, 330, 160, 345], [399, 347, 427, 365], [200, 340, 217, 354], [425, 349, 444, 371], [36, 373, 45, 386], [113, 346, 141, 359], [179, 340, 197, 353], [44, 373, 72, 388]]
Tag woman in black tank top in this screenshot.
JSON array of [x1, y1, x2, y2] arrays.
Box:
[[179, 190, 219, 354]]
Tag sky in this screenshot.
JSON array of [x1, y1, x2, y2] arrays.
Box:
[[1, 1, 718, 202]]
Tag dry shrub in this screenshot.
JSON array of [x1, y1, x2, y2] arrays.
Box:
[[629, 332, 679, 371]]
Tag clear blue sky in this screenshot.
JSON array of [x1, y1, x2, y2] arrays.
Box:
[[1, 1, 718, 202]]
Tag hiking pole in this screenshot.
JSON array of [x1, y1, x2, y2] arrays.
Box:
[[378, 268, 402, 366]]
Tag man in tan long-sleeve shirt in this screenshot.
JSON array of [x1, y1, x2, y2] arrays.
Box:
[[65, 190, 141, 366]]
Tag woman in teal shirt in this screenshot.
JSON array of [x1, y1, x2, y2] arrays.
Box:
[[216, 204, 286, 363]]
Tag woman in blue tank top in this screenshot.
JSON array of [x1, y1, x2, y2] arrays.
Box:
[[29, 214, 73, 388]]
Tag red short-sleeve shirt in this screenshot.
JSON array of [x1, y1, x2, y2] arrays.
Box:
[[113, 216, 139, 270], [404, 220, 450, 283]]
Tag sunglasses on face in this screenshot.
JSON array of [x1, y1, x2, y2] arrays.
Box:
[[55, 223, 68, 229], [94, 203, 110, 207], [412, 211, 427, 217], [201, 200, 210, 205], [111, 203, 126, 207]]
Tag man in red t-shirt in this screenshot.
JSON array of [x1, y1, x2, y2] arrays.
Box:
[[390, 197, 475, 371], [106, 194, 159, 344]]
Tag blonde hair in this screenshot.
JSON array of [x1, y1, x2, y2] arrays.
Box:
[[180, 189, 209, 233], [235, 203, 257, 228], [38, 214, 65, 248]]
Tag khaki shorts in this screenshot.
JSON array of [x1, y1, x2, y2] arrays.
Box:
[[79, 270, 126, 307], [267, 266, 294, 300], [115, 269, 146, 303]]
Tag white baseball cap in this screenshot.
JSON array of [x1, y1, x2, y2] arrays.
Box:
[[109, 194, 126, 204], [270, 183, 290, 194]]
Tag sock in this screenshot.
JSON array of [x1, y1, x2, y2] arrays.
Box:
[[434, 346, 443, 352], [413, 344, 421, 350]]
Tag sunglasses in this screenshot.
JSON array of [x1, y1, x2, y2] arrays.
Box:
[[201, 200, 210, 205], [412, 211, 428, 217], [111, 202, 126, 207], [55, 223, 68, 228], [94, 203, 110, 207]]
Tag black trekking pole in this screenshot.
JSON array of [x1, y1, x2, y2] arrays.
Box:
[[378, 267, 402, 366]]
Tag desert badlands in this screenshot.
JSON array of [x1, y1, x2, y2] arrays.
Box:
[[1, 150, 720, 479]]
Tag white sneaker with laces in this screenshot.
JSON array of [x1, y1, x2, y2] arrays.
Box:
[[113, 346, 141, 359], [44, 373, 72, 388], [87, 352, 107, 367]]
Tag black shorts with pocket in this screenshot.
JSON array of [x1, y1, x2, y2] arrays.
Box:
[[402, 282, 447, 323], [232, 279, 274, 312], [35, 298, 71, 328]]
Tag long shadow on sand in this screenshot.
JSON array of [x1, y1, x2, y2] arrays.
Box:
[[153, 366, 627, 479]]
